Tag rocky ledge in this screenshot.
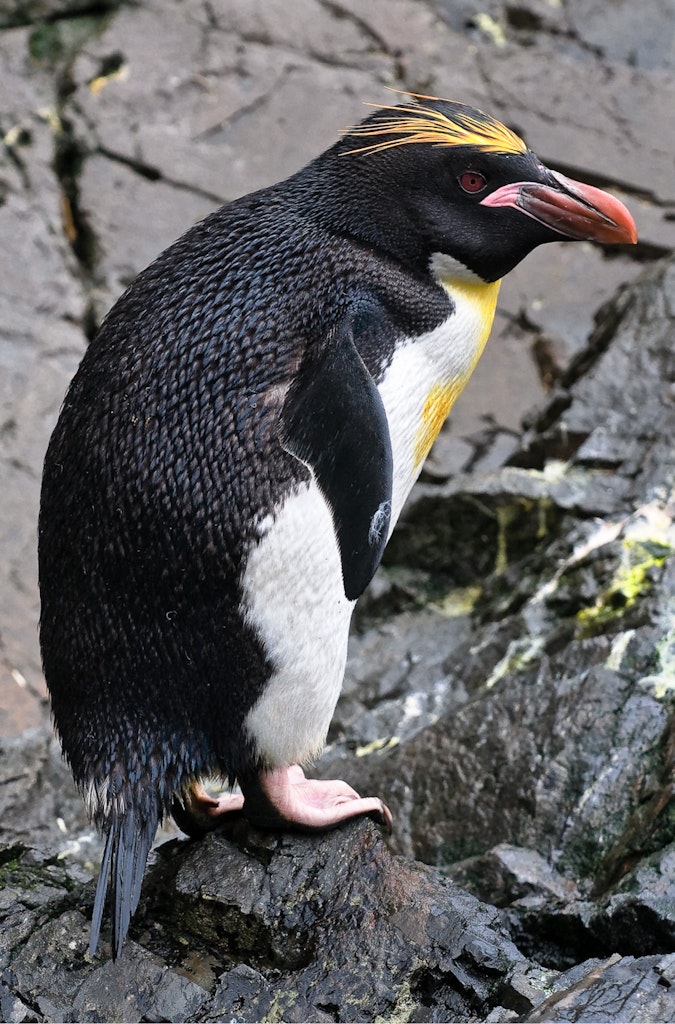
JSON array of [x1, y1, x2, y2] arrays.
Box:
[[1, 254, 674, 1021], [2, 819, 674, 1024]]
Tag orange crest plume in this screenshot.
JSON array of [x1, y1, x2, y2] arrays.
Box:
[[342, 93, 527, 157]]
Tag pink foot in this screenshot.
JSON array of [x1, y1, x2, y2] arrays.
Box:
[[172, 781, 245, 837], [240, 764, 393, 833]]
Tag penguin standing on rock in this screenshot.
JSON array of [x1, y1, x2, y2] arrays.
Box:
[[39, 95, 637, 958]]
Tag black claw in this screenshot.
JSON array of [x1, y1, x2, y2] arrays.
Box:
[[370, 800, 394, 836]]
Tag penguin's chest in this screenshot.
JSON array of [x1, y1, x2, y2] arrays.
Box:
[[378, 274, 501, 525]]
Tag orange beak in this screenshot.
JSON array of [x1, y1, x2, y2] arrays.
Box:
[[480, 170, 637, 245]]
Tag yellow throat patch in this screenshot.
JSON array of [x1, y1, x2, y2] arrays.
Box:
[[413, 276, 501, 468]]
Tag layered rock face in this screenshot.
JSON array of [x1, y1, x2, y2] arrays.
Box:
[[1, 2, 674, 1021]]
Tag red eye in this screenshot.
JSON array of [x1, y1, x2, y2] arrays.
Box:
[[459, 171, 487, 193]]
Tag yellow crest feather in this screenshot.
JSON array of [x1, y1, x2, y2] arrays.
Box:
[[342, 95, 526, 157]]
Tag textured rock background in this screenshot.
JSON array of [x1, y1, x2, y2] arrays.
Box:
[[1, 3, 675, 1022]]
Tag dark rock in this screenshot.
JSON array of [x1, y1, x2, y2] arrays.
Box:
[[0, 819, 558, 1023], [508, 841, 675, 969], [0, 23, 87, 728], [0, 981, 35, 1024], [209, 964, 279, 1024], [448, 843, 581, 909], [71, 939, 209, 1024], [0, 731, 97, 867], [333, 607, 475, 750], [524, 954, 675, 1023], [0, 1, 123, 31], [8, 911, 92, 1020], [478, 43, 675, 210], [1, 1, 674, 1020]]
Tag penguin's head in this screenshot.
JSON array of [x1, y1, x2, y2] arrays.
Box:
[[329, 96, 637, 280]]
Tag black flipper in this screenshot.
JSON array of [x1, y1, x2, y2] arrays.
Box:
[[279, 318, 393, 601], [89, 805, 159, 959]]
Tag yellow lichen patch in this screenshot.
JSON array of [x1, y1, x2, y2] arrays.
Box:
[[577, 538, 669, 636], [473, 12, 508, 46], [89, 63, 128, 96], [495, 503, 521, 574], [355, 736, 400, 758], [433, 584, 482, 617], [343, 96, 526, 157], [484, 635, 546, 690]]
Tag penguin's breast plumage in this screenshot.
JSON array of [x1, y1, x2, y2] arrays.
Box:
[[377, 267, 501, 525]]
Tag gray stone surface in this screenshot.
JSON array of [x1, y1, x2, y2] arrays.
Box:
[[524, 954, 675, 1023], [1, 2, 674, 1021], [3, 808, 660, 1024]]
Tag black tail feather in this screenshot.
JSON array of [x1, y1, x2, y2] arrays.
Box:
[[89, 828, 113, 957], [89, 805, 159, 959]]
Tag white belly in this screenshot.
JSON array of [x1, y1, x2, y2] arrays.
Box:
[[241, 482, 354, 767]]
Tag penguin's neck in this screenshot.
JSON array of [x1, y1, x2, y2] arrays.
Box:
[[429, 252, 502, 351], [377, 253, 501, 531], [427, 253, 501, 424]]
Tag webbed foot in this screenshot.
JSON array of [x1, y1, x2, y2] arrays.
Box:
[[240, 764, 393, 833]]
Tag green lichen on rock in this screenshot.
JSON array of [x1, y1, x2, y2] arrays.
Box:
[[28, 13, 111, 66], [576, 537, 670, 636], [483, 635, 547, 690]]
